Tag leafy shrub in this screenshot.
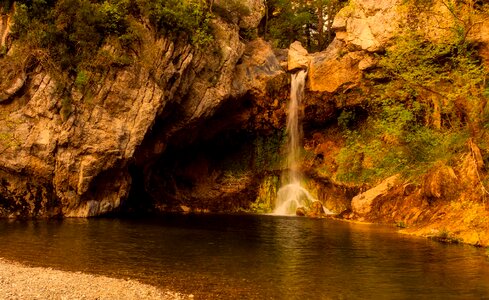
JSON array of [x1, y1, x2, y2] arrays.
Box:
[[75, 70, 89, 89], [138, 0, 213, 47], [335, 17, 488, 184]]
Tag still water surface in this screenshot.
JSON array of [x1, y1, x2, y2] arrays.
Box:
[[0, 214, 488, 299]]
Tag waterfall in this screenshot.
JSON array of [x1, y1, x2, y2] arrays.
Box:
[[273, 70, 318, 215]]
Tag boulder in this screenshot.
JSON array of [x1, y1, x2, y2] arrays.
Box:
[[470, 19, 489, 66], [307, 201, 326, 218], [0, 72, 26, 102], [333, 0, 402, 52], [351, 174, 401, 219], [288, 41, 310, 71], [422, 163, 458, 201], [296, 207, 306, 216], [308, 39, 362, 93]]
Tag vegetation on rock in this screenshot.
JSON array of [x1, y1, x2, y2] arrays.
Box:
[[335, 0, 489, 186], [8, 0, 213, 75]]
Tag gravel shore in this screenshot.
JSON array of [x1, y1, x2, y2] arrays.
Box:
[[0, 258, 191, 299]]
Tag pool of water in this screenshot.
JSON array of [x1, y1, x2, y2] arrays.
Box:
[[0, 214, 488, 299]]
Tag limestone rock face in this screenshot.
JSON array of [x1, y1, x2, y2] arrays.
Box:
[[0, 17, 262, 217], [0, 73, 26, 102], [239, 0, 266, 29], [287, 41, 310, 71], [308, 39, 362, 93], [333, 0, 402, 52], [351, 174, 401, 219], [233, 38, 285, 97], [142, 38, 287, 214]]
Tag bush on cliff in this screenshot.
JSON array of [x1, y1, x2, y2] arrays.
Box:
[[8, 0, 213, 77], [335, 5, 489, 184]]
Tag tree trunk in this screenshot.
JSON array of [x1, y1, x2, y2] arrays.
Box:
[[317, 3, 324, 50], [264, 0, 269, 39]]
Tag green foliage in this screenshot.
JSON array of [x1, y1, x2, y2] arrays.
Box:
[[253, 132, 286, 171], [10, 0, 214, 76], [430, 228, 462, 244], [138, 0, 213, 47], [267, 0, 313, 48], [396, 221, 407, 228], [99, 1, 127, 35], [335, 21, 488, 184], [0, 0, 13, 13], [239, 28, 258, 41], [249, 175, 280, 213], [11, 3, 30, 38], [336, 106, 470, 184], [263, 0, 347, 51], [338, 109, 356, 130], [75, 70, 89, 89]]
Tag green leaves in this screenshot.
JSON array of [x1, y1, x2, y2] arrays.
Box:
[[264, 0, 345, 51], [138, 0, 212, 47], [336, 17, 488, 184]]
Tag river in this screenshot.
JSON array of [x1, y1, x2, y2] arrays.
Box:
[[0, 214, 488, 299]]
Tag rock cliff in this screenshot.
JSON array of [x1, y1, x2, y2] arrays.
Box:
[[0, 1, 280, 217]]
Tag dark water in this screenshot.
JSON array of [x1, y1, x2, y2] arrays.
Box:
[[1, 214, 489, 299]]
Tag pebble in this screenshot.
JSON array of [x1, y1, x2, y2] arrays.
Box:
[[0, 259, 191, 299]]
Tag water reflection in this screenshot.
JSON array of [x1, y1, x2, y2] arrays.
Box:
[[0, 215, 488, 299]]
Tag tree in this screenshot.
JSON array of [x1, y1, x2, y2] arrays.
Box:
[[262, 0, 346, 51]]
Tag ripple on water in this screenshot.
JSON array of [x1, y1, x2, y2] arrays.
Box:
[[0, 215, 488, 299]]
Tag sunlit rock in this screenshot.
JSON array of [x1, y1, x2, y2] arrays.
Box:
[[422, 163, 458, 201], [306, 201, 327, 218], [470, 19, 489, 66], [296, 207, 306, 216], [351, 174, 401, 219], [0, 14, 249, 217], [308, 39, 362, 93], [0, 73, 26, 102], [333, 0, 403, 52], [287, 41, 310, 71], [233, 38, 285, 96]]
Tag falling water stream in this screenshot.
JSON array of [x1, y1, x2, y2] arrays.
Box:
[[274, 70, 326, 215]]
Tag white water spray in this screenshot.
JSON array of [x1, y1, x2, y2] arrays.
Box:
[[273, 70, 323, 215]]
